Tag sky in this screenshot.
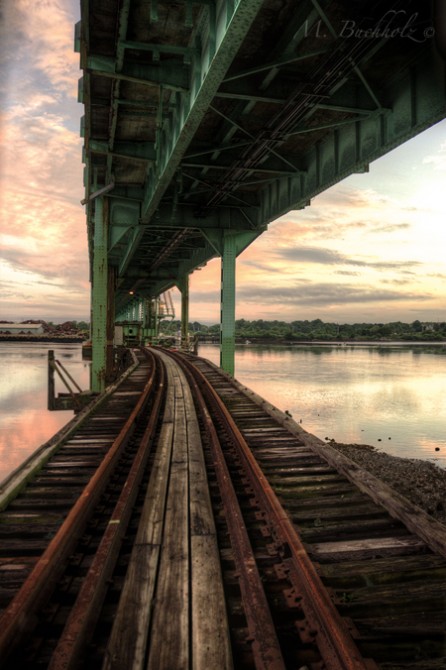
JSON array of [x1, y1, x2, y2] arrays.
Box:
[[1, 0, 445, 326]]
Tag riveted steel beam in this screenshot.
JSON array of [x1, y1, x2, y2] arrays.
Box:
[[88, 56, 190, 92], [220, 232, 236, 376], [91, 196, 108, 393], [258, 54, 446, 224], [120, 40, 198, 63], [140, 0, 265, 220], [89, 140, 156, 162], [222, 50, 329, 83]]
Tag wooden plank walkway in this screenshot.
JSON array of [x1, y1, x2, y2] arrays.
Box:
[[103, 351, 232, 670]]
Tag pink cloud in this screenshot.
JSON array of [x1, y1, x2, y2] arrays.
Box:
[[2, 0, 80, 94]]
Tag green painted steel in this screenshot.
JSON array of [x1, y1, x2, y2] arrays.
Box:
[[120, 0, 265, 274], [178, 274, 190, 348], [220, 233, 236, 376], [79, 2, 446, 379], [91, 196, 108, 392]]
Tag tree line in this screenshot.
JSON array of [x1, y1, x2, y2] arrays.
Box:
[[160, 318, 446, 342]]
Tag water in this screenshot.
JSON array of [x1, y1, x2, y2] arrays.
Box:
[[0, 342, 91, 484], [199, 342, 446, 469], [1, 341, 445, 485]]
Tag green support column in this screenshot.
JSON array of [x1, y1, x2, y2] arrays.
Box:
[[106, 267, 116, 383], [91, 196, 108, 392], [178, 274, 190, 350], [220, 233, 236, 375]]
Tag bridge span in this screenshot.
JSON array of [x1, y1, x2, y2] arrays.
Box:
[[76, 0, 446, 388]]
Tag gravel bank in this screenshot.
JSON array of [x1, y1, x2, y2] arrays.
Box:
[[330, 442, 446, 524]]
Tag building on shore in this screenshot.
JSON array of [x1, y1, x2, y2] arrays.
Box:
[[0, 323, 44, 335]]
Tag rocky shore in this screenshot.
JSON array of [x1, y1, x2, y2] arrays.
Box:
[[331, 442, 446, 524]]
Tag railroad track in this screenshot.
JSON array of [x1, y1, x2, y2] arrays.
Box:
[[0, 347, 445, 668], [0, 348, 165, 667], [179, 351, 446, 670]]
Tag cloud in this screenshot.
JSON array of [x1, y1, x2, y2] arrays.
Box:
[[1, 0, 80, 95], [274, 246, 420, 271], [422, 142, 446, 171], [239, 259, 282, 274], [0, 1, 89, 321], [370, 223, 411, 234], [236, 282, 433, 308]]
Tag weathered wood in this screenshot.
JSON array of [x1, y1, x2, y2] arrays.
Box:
[[322, 553, 446, 587], [147, 364, 189, 670], [190, 535, 233, 670], [356, 611, 446, 635], [182, 371, 233, 670], [310, 535, 427, 561], [275, 481, 354, 498], [226, 372, 446, 560], [299, 517, 407, 543], [103, 374, 175, 670], [290, 502, 384, 522], [337, 580, 446, 609]]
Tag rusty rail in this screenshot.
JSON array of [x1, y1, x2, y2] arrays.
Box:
[[48, 354, 166, 670], [168, 350, 376, 670], [170, 351, 286, 670], [0, 349, 161, 664]]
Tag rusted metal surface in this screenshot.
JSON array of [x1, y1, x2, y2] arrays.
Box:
[[174, 351, 446, 669], [177, 354, 286, 670], [168, 350, 374, 670], [0, 350, 159, 663], [48, 356, 165, 670]]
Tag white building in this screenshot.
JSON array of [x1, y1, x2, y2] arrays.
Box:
[[0, 323, 44, 334]]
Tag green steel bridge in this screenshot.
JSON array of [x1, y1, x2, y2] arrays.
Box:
[[77, 0, 446, 390]]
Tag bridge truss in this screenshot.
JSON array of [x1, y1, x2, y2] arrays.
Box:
[[77, 0, 446, 389]]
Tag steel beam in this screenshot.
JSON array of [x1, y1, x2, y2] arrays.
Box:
[[258, 53, 446, 224], [220, 232, 236, 376], [91, 196, 108, 393], [178, 274, 190, 349], [140, 0, 265, 224], [206, 229, 263, 375], [87, 55, 189, 91]]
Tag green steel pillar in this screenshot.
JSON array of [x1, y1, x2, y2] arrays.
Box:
[[106, 268, 116, 383], [91, 196, 108, 392], [143, 299, 158, 342], [220, 233, 236, 375], [178, 274, 190, 350]]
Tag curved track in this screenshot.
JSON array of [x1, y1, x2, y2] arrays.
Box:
[[0, 349, 165, 667], [178, 350, 446, 670], [0, 347, 445, 669]]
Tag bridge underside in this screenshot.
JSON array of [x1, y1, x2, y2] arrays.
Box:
[[78, 0, 446, 388]]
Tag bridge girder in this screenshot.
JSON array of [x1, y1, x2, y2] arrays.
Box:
[[79, 0, 446, 372]]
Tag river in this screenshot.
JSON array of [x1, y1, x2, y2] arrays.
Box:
[[0, 342, 91, 484], [1, 341, 445, 484]]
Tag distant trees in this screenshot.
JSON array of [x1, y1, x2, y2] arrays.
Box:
[[159, 319, 446, 342]]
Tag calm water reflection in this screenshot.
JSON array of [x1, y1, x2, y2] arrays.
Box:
[[1, 342, 445, 485], [199, 343, 446, 469], [0, 343, 91, 484]]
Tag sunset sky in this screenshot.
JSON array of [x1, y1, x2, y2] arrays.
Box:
[[1, 0, 445, 326]]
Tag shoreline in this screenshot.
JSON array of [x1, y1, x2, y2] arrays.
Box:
[[332, 442, 446, 525], [199, 339, 446, 347], [0, 335, 85, 343]]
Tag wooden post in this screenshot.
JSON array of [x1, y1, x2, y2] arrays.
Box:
[[48, 350, 55, 410]]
